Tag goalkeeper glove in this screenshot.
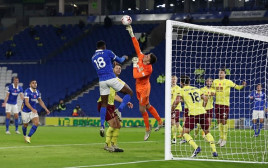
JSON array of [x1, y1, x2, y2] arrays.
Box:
[[126, 25, 134, 37], [132, 57, 138, 68]]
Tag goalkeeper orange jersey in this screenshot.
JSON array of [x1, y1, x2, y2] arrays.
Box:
[[132, 37, 152, 87], [131, 37, 152, 105]]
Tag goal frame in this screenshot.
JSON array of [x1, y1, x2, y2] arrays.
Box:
[[164, 20, 268, 164]]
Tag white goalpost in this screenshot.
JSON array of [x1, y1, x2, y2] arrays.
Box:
[[165, 20, 268, 163]]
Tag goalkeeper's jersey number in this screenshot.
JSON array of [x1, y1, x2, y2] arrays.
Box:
[[189, 92, 201, 103]]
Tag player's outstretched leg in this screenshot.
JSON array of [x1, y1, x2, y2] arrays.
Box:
[[146, 105, 163, 131], [171, 124, 177, 144], [183, 133, 201, 157], [26, 117, 39, 143], [100, 95, 109, 137]]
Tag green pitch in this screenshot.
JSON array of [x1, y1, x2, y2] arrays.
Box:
[[0, 126, 266, 168]]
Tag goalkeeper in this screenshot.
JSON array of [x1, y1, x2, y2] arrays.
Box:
[[126, 25, 163, 141]]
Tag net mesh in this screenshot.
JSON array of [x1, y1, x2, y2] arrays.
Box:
[[167, 21, 268, 162]]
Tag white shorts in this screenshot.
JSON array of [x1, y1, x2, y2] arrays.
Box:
[[5, 103, 19, 115], [252, 110, 264, 120], [99, 78, 125, 95], [21, 111, 39, 124]]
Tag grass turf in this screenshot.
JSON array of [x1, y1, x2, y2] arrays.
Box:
[[0, 126, 266, 168]]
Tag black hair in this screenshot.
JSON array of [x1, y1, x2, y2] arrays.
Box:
[[29, 80, 36, 84], [219, 68, 226, 73], [96, 40, 106, 49], [150, 53, 157, 64], [180, 75, 190, 84]]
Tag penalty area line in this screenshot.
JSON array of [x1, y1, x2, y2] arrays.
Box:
[[0, 141, 156, 150], [64, 160, 165, 168]]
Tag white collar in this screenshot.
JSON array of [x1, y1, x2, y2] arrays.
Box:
[[256, 91, 262, 94], [30, 88, 37, 93], [12, 84, 19, 89], [96, 49, 103, 52]]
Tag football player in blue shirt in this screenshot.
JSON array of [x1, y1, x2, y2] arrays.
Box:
[[249, 84, 268, 137], [92, 41, 133, 137], [21, 80, 50, 143], [2, 77, 24, 134]]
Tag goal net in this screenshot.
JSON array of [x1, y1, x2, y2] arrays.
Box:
[[165, 20, 268, 163]]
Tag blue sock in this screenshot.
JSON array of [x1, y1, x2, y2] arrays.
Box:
[[15, 119, 19, 131], [253, 123, 257, 134], [257, 123, 263, 134], [22, 126, 27, 136], [28, 125, 38, 137], [100, 107, 107, 128], [118, 94, 131, 112], [5, 118, 10, 131]]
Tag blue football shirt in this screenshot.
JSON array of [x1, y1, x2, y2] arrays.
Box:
[[92, 49, 125, 81], [249, 91, 267, 111], [6, 84, 23, 105], [22, 88, 41, 113]]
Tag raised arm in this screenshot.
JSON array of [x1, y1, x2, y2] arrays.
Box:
[[234, 81, 246, 90], [126, 25, 143, 58]]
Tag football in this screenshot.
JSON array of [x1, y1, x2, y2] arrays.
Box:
[[121, 15, 132, 26]]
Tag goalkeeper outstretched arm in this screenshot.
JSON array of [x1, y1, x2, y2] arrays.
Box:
[[126, 25, 143, 58]]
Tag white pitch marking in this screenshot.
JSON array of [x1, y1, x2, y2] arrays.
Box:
[[64, 160, 165, 168], [0, 141, 156, 150]]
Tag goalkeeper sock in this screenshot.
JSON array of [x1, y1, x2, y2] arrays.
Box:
[[177, 124, 183, 135], [111, 128, 120, 146], [172, 125, 177, 139], [183, 133, 198, 150], [148, 106, 162, 124], [28, 125, 38, 137], [100, 107, 107, 128], [22, 126, 27, 136], [222, 124, 228, 141], [5, 118, 10, 131], [253, 123, 257, 134], [206, 133, 217, 153], [142, 111, 150, 131], [118, 94, 131, 112], [15, 119, 19, 131], [106, 127, 114, 147]]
